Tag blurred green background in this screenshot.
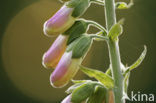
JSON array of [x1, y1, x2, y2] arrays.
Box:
[[0, 0, 156, 103]]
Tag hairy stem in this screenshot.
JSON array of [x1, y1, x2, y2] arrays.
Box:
[[104, 0, 124, 103], [86, 20, 107, 34], [89, 34, 108, 40]]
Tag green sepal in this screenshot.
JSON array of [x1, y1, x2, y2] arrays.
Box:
[[115, 0, 133, 9], [87, 85, 107, 103], [66, 0, 90, 17], [80, 65, 114, 89], [66, 82, 85, 94], [108, 19, 124, 41], [66, 0, 80, 8], [72, 0, 90, 17], [63, 20, 89, 45], [66, 35, 92, 58], [124, 46, 147, 76], [66, 80, 92, 94], [71, 82, 96, 103]]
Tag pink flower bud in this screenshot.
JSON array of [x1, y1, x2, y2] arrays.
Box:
[[61, 95, 72, 103], [43, 5, 75, 36], [42, 35, 68, 69], [50, 51, 82, 88]]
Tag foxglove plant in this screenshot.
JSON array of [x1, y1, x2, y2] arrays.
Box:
[[42, 0, 147, 103]]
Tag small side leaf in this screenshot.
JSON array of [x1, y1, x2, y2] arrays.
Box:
[[71, 82, 96, 103], [105, 68, 112, 76], [80, 65, 114, 89], [116, 0, 134, 9], [108, 19, 124, 41], [123, 72, 130, 100], [124, 46, 147, 76], [124, 72, 130, 94]]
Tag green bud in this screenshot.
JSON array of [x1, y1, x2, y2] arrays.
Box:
[[63, 19, 89, 45], [115, 0, 133, 9], [71, 82, 95, 103], [67, 35, 92, 58], [66, 0, 90, 17]]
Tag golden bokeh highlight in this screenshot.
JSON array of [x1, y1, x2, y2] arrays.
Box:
[[2, 0, 67, 102]]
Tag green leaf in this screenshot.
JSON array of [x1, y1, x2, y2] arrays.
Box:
[[71, 82, 96, 103], [108, 19, 124, 41], [87, 85, 107, 103], [115, 0, 133, 9], [124, 46, 147, 76], [80, 65, 114, 89]]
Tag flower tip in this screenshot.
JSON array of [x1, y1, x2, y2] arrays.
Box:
[[43, 21, 55, 37], [43, 21, 48, 35], [42, 61, 51, 69], [42, 53, 51, 69], [50, 74, 68, 88]]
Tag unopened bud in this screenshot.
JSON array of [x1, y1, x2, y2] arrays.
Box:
[[43, 5, 75, 36]]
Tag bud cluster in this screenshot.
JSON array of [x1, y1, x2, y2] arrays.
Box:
[[42, 0, 95, 88]]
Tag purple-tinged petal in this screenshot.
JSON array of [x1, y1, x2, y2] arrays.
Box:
[[50, 51, 82, 88], [43, 5, 75, 36], [42, 35, 68, 69]]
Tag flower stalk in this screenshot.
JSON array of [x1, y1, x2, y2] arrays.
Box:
[[104, 0, 124, 103]]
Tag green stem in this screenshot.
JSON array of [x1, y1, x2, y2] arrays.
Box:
[[104, 0, 124, 103], [89, 33, 108, 40], [86, 20, 107, 34]]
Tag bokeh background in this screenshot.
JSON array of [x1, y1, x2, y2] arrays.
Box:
[[0, 0, 156, 103]]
